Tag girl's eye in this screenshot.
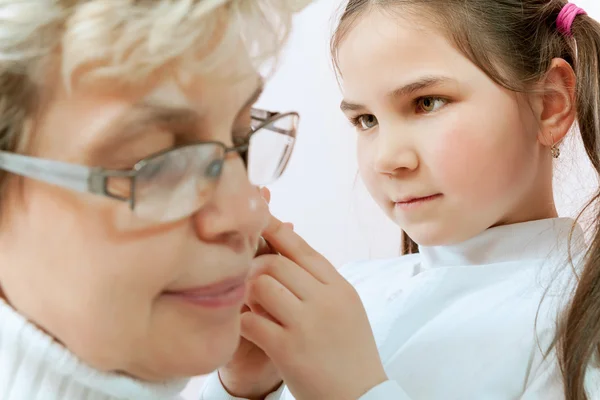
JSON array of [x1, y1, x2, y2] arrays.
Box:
[[416, 97, 447, 113], [351, 114, 378, 131]]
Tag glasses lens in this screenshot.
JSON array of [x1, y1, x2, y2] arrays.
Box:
[[247, 113, 298, 186], [133, 144, 224, 222]]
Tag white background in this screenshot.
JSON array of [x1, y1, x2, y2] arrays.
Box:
[[183, 1, 600, 397]]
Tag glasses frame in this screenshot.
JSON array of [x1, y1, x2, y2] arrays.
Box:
[[0, 108, 298, 214]]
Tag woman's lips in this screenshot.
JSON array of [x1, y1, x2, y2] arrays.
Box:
[[163, 274, 247, 308]]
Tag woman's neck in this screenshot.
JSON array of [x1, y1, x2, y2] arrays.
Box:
[[0, 298, 188, 400]]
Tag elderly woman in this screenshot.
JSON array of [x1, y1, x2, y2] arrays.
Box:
[[0, 1, 310, 399]]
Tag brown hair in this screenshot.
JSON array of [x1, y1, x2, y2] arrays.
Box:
[[332, 1, 600, 399]]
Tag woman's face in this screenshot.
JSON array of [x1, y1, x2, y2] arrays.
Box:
[[0, 63, 269, 380]]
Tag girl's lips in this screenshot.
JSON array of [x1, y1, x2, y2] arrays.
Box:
[[395, 194, 443, 210]]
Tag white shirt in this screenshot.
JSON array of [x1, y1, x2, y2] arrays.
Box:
[[0, 298, 188, 400], [200, 217, 600, 399]]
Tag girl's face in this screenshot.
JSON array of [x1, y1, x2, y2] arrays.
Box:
[[0, 62, 269, 380], [337, 9, 557, 246]]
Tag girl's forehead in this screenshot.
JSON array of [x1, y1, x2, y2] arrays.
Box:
[[342, 12, 447, 62], [337, 10, 476, 95]]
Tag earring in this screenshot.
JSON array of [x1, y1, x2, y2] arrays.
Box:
[[550, 131, 560, 159]]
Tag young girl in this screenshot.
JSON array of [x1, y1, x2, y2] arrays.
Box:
[[201, 1, 600, 399], [0, 1, 311, 399]]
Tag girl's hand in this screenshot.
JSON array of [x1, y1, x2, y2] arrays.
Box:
[[242, 215, 388, 400], [217, 303, 283, 399], [217, 188, 283, 399]]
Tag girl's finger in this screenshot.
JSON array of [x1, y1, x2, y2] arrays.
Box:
[[260, 186, 271, 204], [261, 215, 337, 283], [255, 236, 275, 256], [247, 302, 278, 324], [247, 274, 301, 327], [251, 254, 317, 300], [241, 311, 284, 356]]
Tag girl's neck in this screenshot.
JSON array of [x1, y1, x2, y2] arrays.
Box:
[[490, 208, 559, 229]]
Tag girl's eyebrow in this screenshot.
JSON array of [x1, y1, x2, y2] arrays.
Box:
[[386, 75, 455, 99], [340, 75, 456, 113]]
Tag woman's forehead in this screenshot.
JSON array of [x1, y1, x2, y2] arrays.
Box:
[[30, 70, 262, 164]]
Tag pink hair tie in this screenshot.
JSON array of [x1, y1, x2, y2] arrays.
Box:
[[556, 3, 587, 37]]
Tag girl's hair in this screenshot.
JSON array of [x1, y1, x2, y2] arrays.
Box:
[[331, 1, 600, 399], [0, 0, 307, 192]]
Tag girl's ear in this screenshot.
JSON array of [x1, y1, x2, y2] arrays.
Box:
[[534, 57, 577, 147]]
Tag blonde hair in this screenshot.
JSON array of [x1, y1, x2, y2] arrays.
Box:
[[0, 0, 310, 155]]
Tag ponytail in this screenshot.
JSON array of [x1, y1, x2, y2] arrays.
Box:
[[558, 11, 600, 400]]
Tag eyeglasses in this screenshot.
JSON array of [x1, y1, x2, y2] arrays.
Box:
[[0, 108, 299, 223]]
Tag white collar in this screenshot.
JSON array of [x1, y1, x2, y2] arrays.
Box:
[[419, 218, 585, 269]]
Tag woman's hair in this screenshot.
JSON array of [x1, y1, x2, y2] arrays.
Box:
[[331, 1, 600, 399], [0, 0, 306, 191]]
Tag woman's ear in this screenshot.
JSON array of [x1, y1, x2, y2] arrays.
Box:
[[535, 57, 577, 147]]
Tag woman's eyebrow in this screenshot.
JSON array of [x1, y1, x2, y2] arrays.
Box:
[[84, 102, 200, 164], [88, 78, 264, 159], [107, 100, 200, 138]]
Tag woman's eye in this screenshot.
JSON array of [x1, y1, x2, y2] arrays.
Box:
[[351, 114, 378, 131], [143, 160, 164, 178], [142, 153, 185, 182], [416, 97, 447, 113]]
